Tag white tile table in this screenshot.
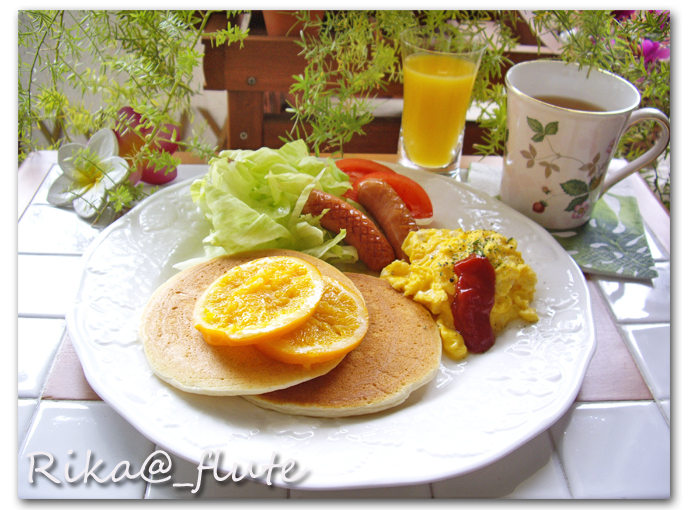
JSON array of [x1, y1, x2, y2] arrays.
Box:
[[17, 152, 671, 499]]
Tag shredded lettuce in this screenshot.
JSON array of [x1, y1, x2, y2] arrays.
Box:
[[182, 140, 358, 269]]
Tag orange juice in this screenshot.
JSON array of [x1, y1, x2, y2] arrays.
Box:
[[401, 53, 478, 168]]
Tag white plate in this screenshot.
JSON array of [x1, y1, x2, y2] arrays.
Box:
[[67, 165, 595, 490]]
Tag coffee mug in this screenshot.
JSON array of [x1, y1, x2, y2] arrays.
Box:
[[499, 60, 670, 230]]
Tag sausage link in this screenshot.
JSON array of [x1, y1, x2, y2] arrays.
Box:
[[303, 189, 396, 272], [357, 179, 418, 262]]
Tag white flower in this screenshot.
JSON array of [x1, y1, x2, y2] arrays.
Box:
[[48, 128, 129, 218]]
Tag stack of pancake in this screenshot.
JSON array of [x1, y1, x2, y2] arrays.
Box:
[[139, 249, 442, 418]]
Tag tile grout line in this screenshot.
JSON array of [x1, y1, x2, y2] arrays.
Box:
[[18, 251, 84, 257], [642, 219, 670, 262], [18, 162, 55, 223], [17, 398, 43, 463], [592, 275, 666, 404], [656, 400, 670, 427], [615, 318, 671, 326], [140, 442, 159, 500], [547, 425, 573, 499], [548, 397, 667, 500], [615, 321, 671, 428], [573, 399, 655, 405], [18, 313, 66, 320], [36, 327, 69, 403], [18, 321, 68, 457]]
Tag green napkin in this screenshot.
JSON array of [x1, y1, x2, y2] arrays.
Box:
[[550, 194, 657, 280], [467, 162, 657, 280]]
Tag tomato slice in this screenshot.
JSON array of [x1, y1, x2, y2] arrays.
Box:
[[341, 188, 358, 202], [335, 159, 396, 203], [334, 159, 433, 219], [335, 158, 396, 176], [354, 172, 434, 219]]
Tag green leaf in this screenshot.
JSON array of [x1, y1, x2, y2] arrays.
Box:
[[544, 121, 559, 135], [564, 195, 588, 212], [551, 194, 657, 280], [560, 179, 590, 196], [594, 195, 620, 232], [527, 117, 544, 134], [531, 133, 545, 143], [615, 194, 645, 231]]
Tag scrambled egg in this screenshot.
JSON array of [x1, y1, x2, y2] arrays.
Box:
[[380, 229, 538, 360]]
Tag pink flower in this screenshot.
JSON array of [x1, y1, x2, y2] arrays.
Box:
[[640, 39, 670, 66], [612, 10, 635, 21], [572, 202, 590, 220]]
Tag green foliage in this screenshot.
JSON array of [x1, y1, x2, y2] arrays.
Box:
[[284, 10, 519, 155], [19, 10, 671, 215], [18, 10, 248, 216]]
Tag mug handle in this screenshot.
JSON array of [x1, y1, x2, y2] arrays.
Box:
[[602, 108, 670, 193]]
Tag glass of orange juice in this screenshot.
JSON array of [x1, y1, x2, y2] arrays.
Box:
[[398, 27, 486, 176]]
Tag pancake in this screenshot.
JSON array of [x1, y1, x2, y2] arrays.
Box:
[[243, 273, 442, 417], [139, 249, 364, 396]]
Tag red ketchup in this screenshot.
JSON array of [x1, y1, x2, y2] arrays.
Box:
[[451, 254, 496, 354]]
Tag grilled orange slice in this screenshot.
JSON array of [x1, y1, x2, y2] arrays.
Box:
[[194, 256, 324, 346], [254, 276, 369, 366]]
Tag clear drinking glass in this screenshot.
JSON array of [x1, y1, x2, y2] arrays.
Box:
[[397, 27, 486, 177]]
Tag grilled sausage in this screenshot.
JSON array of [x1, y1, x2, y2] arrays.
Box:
[[302, 189, 396, 272], [357, 179, 418, 262]]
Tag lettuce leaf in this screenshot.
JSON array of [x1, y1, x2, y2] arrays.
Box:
[[186, 140, 357, 267]]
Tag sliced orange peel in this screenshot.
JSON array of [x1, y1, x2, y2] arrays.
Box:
[[194, 256, 325, 346]]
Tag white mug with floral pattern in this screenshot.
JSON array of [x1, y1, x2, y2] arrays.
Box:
[[499, 60, 670, 230]]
